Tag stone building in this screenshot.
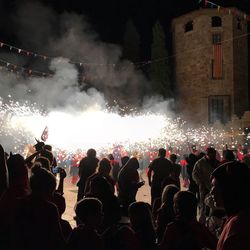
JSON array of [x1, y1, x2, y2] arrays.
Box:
[[171, 8, 249, 125]]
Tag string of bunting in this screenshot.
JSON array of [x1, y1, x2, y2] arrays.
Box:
[[0, 31, 250, 78], [199, 0, 250, 21], [0, 58, 53, 77]]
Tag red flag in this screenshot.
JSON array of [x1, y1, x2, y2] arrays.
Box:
[[213, 44, 223, 78], [41, 126, 49, 142]]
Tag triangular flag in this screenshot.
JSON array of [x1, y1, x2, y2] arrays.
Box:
[[0, 43, 3, 47], [9, 46, 13, 51], [41, 126, 49, 141], [6, 63, 10, 67], [18, 49, 21, 53], [26, 51, 30, 56], [28, 69, 32, 74]]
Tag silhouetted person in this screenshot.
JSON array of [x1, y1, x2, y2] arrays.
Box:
[[148, 148, 172, 205], [12, 165, 65, 250], [118, 157, 144, 214], [53, 192, 72, 241], [68, 198, 104, 250], [169, 154, 181, 188], [108, 154, 120, 184], [186, 153, 199, 195], [211, 161, 250, 250], [77, 148, 99, 201], [86, 176, 121, 232], [129, 202, 157, 250], [84, 158, 115, 195], [193, 147, 220, 223], [156, 185, 179, 242], [160, 191, 217, 250]]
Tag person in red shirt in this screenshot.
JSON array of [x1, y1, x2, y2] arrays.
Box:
[[210, 161, 250, 250]]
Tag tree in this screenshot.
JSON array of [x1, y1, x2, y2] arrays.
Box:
[[150, 21, 172, 97]]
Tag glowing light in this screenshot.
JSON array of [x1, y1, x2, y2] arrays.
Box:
[[0, 99, 241, 155]]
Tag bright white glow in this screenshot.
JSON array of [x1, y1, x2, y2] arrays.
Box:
[[0, 99, 239, 155]]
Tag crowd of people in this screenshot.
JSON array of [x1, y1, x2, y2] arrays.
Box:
[[0, 141, 250, 250]]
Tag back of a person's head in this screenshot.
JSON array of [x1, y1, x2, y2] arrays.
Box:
[[53, 192, 66, 216], [159, 148, 166, 157], [35, 157, 51, 171], [123, 157, 139, 171], [108, 154, 114, 161], [34, 140, 45, 151], [40, 149, 54, 165], [87, 148, 96, 158], [129, 202, 154, 228], [187, 153, 197, 165], [98, 158, 111, 174], [161, 184, 180, 205], [170, 154, 177, 162], [211, 161, 250, 215], [121, 156, 129, 166], [174, 191, 197, 220], [75, 197, 103, 224], [30, 164, 56, 196], [7, 154, 27, 185], [223, 149, 235, 161]]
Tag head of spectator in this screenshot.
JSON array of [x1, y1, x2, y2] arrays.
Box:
[[40, 149, 54, 166], [7, 153, 28, 195], [108, 154, 114, 161], [211, 161, 250, 216], [75, 197, 103, 227], [87, 148, 97, 158], [161, 184, 180, 205], [186, 153, 197, 165], [173, 191, 198, 220], [223, 149, 235, 162], [30, 163, 56, 199], [35, 156, 51, 171], [123, 157, 139, 171], [169, 154, 177, 164], [98, 158, 111, 176], [129, 201, 155, 231], [158, 148, 166, 158], [206, 147, 217, 161], [34, 140, 45, 151], [121, 156, 130, 166]]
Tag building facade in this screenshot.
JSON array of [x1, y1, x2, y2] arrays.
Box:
[[172, 8, 249, 125]]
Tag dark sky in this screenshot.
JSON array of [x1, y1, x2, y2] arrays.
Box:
[[1, 0, 249, 46]]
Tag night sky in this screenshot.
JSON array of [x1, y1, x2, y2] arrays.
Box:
[[0, 0, 249, 61]]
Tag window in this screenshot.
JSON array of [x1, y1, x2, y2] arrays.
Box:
[[212, 33, 221, 44], [184, 21, 193, 32], [212, 16, 222, 27], [208, 95, 230, 124], [212, 34, 223, 79]]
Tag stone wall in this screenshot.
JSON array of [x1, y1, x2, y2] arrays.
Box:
[[172, 8, 249, 125]]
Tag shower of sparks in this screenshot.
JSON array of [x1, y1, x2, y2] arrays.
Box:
[[0, 98, 244, 156]]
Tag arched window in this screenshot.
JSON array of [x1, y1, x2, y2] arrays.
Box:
[[184, 21, 193, 33], [212, 16, 222, 27]]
